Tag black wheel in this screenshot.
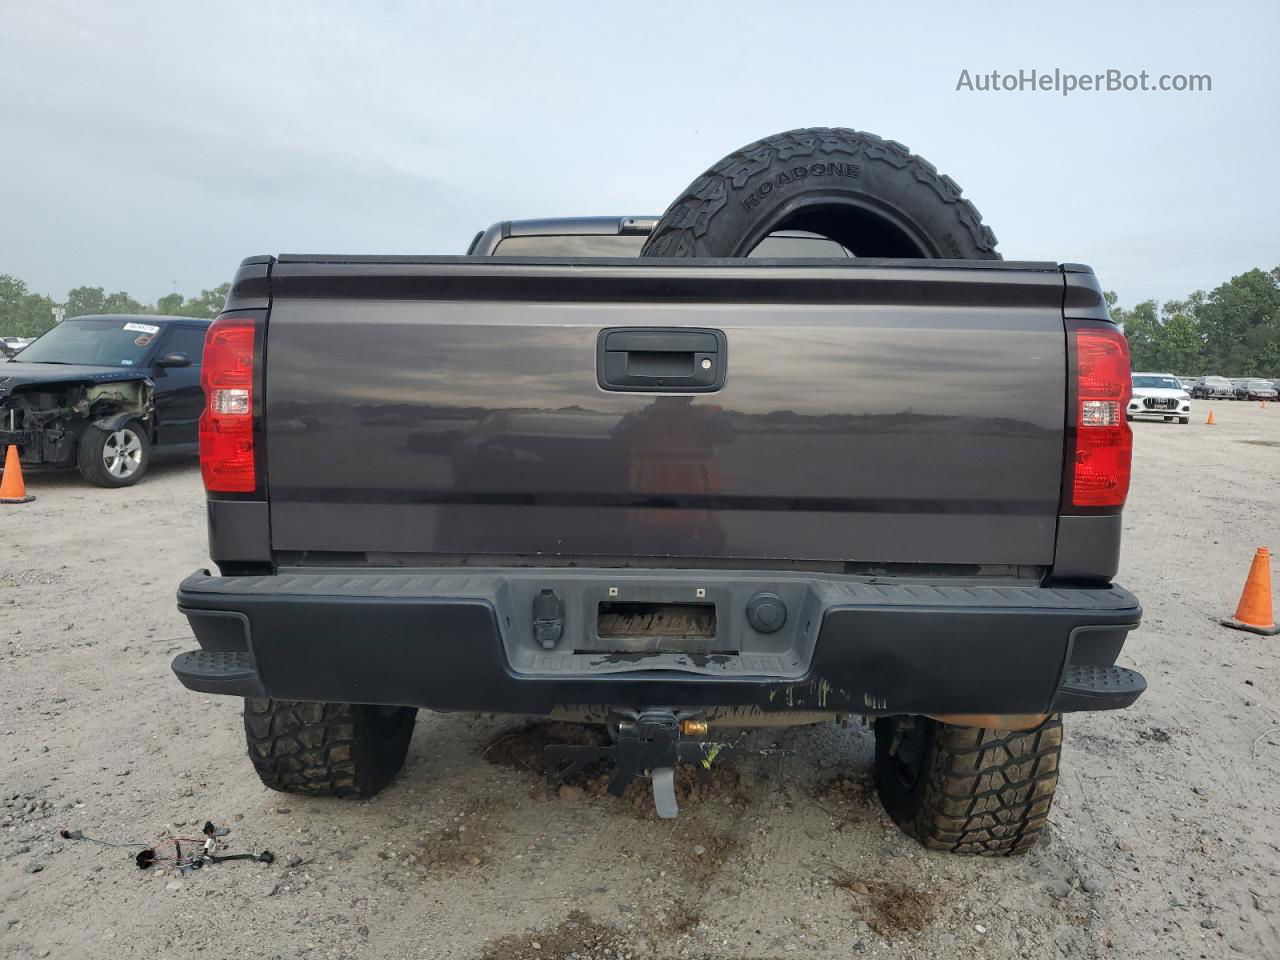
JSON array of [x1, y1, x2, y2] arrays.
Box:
[[642, 127, 999, 260], [76, 421, 150, 487], [243, 698, 417, 797], [873, 714, 1062, 856], [1125, 414, 1133, 421]]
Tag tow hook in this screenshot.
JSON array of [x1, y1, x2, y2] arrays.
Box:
[[543, 710, 726, 819]]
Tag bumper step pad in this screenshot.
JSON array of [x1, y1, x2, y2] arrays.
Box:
[[171, 650, 265, 697], [1053, 664, 1146, 712]]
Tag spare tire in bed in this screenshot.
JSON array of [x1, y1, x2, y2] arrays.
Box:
[[641, 127, 999, 260]]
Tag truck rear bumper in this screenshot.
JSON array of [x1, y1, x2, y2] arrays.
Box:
[[172, 568, 1144, 717]]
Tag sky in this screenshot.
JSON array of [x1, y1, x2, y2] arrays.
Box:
[[1, 0, 1277, 309]]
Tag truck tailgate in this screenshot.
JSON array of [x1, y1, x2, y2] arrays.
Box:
[[262, 258, 1069, 566]]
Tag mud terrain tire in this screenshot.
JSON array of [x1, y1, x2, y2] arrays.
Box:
[[642, 127, 999, 260], [244, 698, 417, 797], [873, 714, 1062, 855]]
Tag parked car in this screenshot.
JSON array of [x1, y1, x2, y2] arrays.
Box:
[[1128, 372, 1191, 424], [0, 336, 34, 359], [0, 314, 209, 486], [171, 218, 1145, 855], [1191, 375, 1235, 400], [1233, 378, 1278, 401]]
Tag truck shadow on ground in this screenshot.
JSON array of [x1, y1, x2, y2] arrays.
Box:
[[333, 713, 1098, 959]]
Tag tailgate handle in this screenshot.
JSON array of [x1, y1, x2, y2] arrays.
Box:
[[596, 327, 727, 393]]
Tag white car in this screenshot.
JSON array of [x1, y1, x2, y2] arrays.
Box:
[[1129, 372, 1192, 424]]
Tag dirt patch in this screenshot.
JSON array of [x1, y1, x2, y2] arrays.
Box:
[[831, 873, 938, 937], [483, 721, 609, 775], [810, 773, 874, 830], [815, 773, 871, 805], [656, 901, 703, 937], [477, 910, 632, 960], [865, 883, 939, 936], [603, 762, 753, 820], [1138, 726, 1174, 744], [414, 810, 491, 870], [674, 827, 738, 885]]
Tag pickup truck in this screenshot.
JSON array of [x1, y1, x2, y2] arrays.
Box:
[[172, 216, 1145, 855]]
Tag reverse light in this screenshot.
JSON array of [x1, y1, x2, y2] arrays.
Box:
[[199, 316, 257, 493], [1071, 326, 1133, 507]]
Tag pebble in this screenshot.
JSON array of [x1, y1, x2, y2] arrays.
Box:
[[25, 862, 43, 874], [287, 854, 303, 868], [1201, 918, 1217, 929], [557, 785, 583, 802], [165, 880, 183, 892], [693, 845, 706, 856], [975, 924, 988, 934], [1046, 878, 1071, 900], [1082, 876, 1105, 894], [1116, 840, 1134, 852]]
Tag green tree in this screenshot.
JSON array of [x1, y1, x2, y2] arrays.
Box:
[[1120, 300, 1160, 369], [102, 290, 146, 314], [0, 274, 57, 337], [156, 292, 184, 314], [174, 283, 231, 318], [64, 285, 146, 317], [1154, 311, 1204, 374], [1196, 268, 1280, 375], [1103, 289, 1122, 324], [64, 285, 107, 318]]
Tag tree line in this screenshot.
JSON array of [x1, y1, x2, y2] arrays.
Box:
[[0, 274, 231, 337], [1106, 265, 1280, 377]]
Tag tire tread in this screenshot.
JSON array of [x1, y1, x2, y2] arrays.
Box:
[[911, 716, 1062, 856], [242, 698, 415, 798], [643, 127, 998, 259]]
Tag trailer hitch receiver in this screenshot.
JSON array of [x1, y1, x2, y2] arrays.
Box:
[[543, 710, 724, 818]]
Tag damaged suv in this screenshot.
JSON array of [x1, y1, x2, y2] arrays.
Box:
[[0, 315, 208, 486]]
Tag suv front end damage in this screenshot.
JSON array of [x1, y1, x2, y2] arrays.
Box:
[[0, 378, 154, 466]]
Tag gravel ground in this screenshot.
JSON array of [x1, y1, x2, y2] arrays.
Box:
[[1, 403, 1278, 960]]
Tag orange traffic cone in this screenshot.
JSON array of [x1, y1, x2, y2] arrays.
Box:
[[0, 445, 34, 504], [1205, 409, 1216, 425], [1222, 547, 1279, 635]]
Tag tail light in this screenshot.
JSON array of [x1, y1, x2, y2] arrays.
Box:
[[200, 316, 257, 493], [1071, 326, 1132, 507]]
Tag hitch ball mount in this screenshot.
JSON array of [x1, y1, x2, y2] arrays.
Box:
[[543, 710, 726, 818]]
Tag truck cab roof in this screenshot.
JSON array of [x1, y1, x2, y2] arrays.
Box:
[[468, 217, 859, 259]]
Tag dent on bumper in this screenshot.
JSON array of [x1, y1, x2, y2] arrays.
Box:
[[172, 568, 1144, 717]]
